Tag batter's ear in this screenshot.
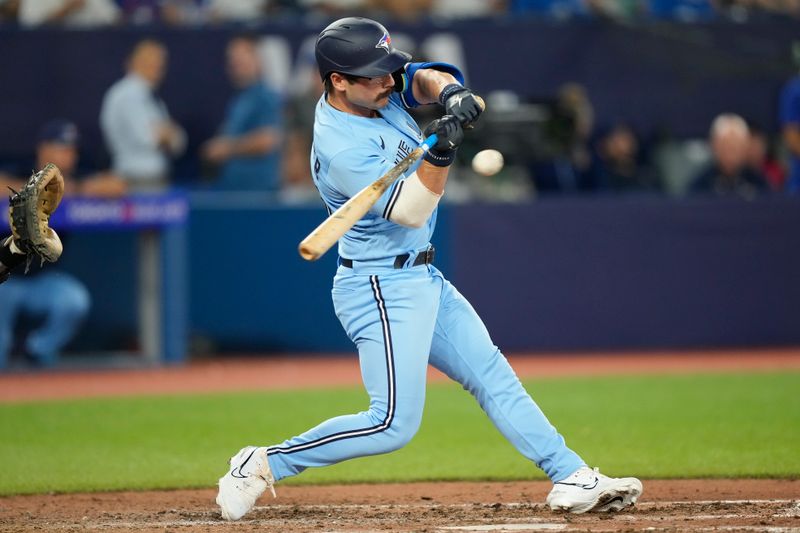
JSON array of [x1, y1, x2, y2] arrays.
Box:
[[329, 72, 349, 92]]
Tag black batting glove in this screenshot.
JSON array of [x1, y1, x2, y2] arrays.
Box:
[[439, 84, 483, 127], [423, 115, 464, 167]]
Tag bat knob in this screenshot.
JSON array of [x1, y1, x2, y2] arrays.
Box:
[[465, 95, 486, 130], [299, 242, 320, 261]]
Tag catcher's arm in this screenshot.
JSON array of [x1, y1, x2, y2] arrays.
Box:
[[0, 163, 65, 283]]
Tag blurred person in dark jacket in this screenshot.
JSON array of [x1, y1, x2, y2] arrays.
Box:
[[689, 113, 768, 197], [531, 83, 595, 193], [587, 122, 659, 192], [0, 120, 126, 370]]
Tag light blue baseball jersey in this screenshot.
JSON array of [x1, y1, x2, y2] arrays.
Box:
[[310, 62, 462, 261]]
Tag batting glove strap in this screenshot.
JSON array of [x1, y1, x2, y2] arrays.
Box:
[[438, 83, 466, 105], [423, 148, 457, 167]]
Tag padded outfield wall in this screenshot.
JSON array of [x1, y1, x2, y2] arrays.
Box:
[[58, 195, 800, 353]]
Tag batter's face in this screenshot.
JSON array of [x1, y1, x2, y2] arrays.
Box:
[[330, 73, 394, 116]]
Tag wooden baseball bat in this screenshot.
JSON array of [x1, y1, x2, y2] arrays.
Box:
[[298, 134, 439, 261]]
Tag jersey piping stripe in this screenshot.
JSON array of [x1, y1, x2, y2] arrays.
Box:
[[383, 180, 404, 220], [399, 90, 410, 109], [265, 275, 396, 456]]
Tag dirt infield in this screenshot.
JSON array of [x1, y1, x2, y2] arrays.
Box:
[[1, 480, 798, 532], [1, 349, 799, 531]]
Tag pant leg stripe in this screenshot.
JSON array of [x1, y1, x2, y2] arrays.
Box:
[[266, 275, 395, 456], [371, 275, 396, 429]]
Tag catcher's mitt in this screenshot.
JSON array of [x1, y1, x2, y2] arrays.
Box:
[[8, 163, 65, 271]]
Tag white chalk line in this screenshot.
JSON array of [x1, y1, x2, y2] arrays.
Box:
[[15, 499, 799, 531], [246, 499, 797, 511], [439, 525, 567, 532], [330, 522, 800, 533]]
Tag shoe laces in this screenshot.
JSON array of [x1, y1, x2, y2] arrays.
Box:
[[565, 466, 600, 484], [260, 470, 277, 498]]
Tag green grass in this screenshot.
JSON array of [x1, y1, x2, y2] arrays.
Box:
[[0, 372, 798, 495]]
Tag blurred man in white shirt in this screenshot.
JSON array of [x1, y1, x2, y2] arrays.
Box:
[[100, 39, 186, 192]]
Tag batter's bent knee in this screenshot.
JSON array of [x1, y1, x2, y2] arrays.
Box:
[[376, 410, 422, 453]]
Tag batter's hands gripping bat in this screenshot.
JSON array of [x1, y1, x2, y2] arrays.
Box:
[[298, 95, 485, 262], [298, 133, 439, 261]]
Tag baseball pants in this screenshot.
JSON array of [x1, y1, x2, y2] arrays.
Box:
[[266, 262, 584, 482]]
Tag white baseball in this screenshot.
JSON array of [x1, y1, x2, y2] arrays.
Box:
[[471, 149, 504, 176]]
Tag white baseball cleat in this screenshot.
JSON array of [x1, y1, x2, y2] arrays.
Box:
[[216, 446, 276, 520], [546, 466, 643, 514]]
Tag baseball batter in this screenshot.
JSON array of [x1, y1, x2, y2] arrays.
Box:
[[217, 17, 642, 520]]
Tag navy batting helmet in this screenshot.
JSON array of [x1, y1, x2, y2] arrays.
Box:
[[315, 17, 411, 80]]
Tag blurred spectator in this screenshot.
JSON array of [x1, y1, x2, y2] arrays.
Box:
[[430, 0, 504, 19], [281, 45, 323, 203], [299, 0, 367, 18], [779, 41, 800, 194], [530, 83, 595, 193], [201, 35, 283, 191], [0, 119, 126, 370], [160, 0, 208, 24], [100, 39, 186, 192], [205, 0, 268, 23], [0, 0, 19, 23], [586, 0, 642, 19], [587, 123, 659, 192], [510, 0, 591, 19], [117, 0, 164, 24], [369, 0, 432, 22], [0, 120, 128, 197], [117, 0, 210, 25], [512, 0, 642, 18], [645, 0, 716, 21], [715, 0, 800, 21], [689, 113, 768, 196], [747, 124, 785, 191], [18, 0, 119, 27]]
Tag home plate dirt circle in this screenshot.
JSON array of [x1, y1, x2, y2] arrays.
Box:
[[1, 480, 799, 532]]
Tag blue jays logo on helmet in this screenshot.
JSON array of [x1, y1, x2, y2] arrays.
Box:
[[375, 33, 391, 53]]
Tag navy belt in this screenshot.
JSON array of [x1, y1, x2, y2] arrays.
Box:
[[340, 247, 435, 269]]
